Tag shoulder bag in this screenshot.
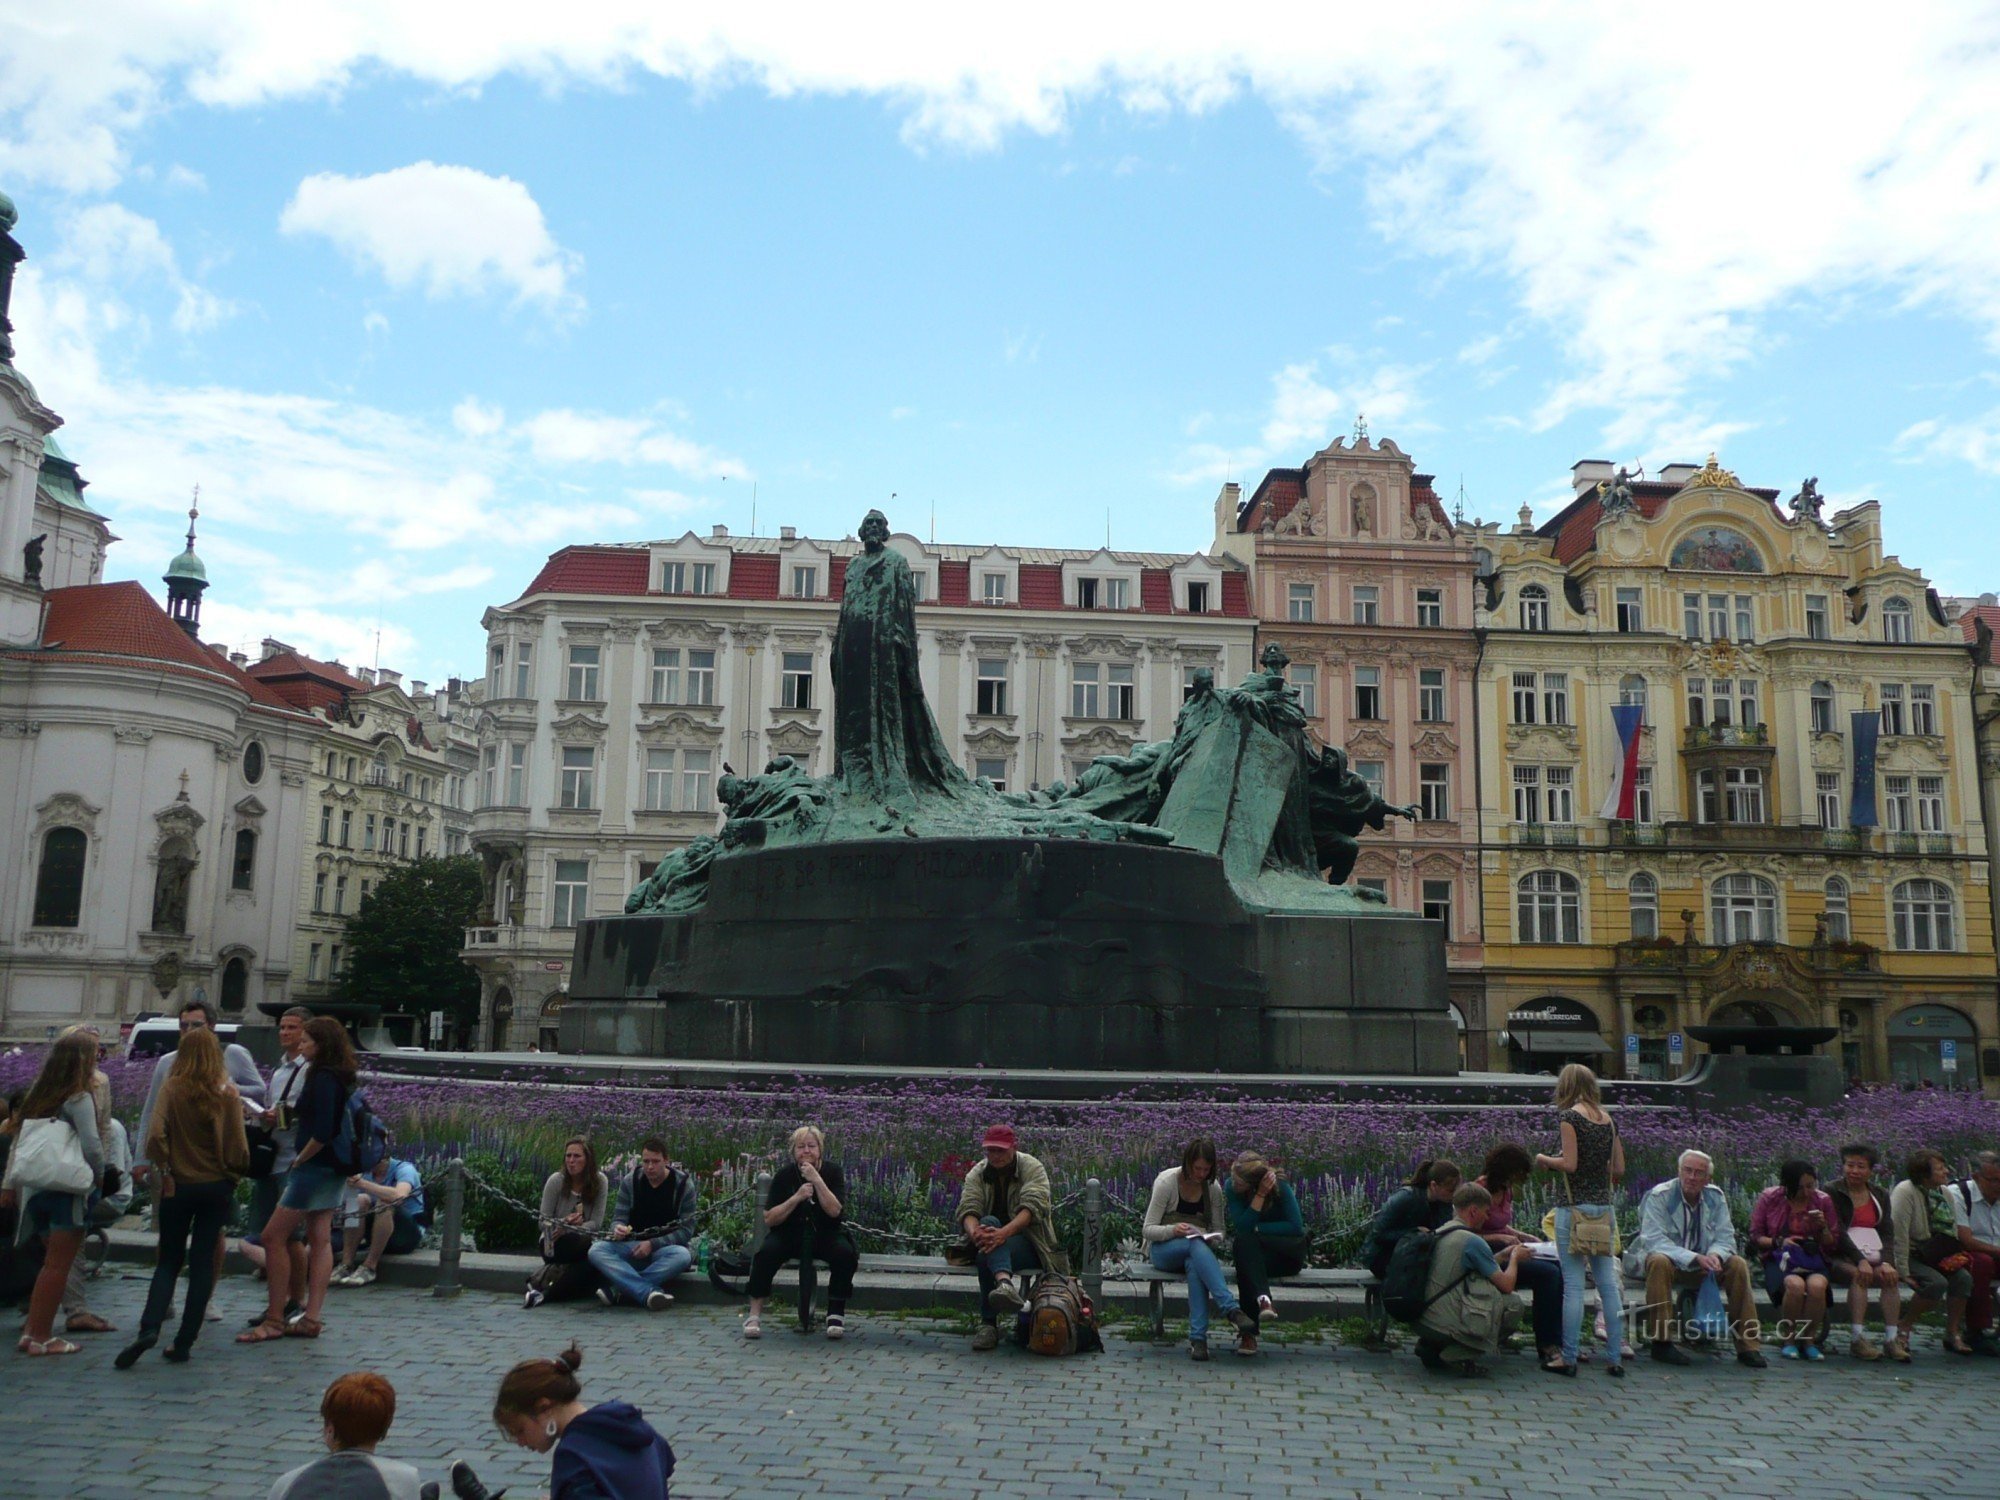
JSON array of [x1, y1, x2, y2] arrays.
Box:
[[4, 1115, 96, 1197], [1559, 1114, 1616, 1257]]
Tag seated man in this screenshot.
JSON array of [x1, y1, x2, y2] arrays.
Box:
[[333, 1151, 427, 1288], [1948, 1150, 2000, 1356], [586, 1137, 697, 1310], [267, 1371, 423, 1500], [953, 1124, 1069, 1352], [1415, 1183, 1525, 1375], [1623, 1148, 1767, 1367]]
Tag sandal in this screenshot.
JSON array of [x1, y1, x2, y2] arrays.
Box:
[[285, 1317, 323, 1339], [236, 1320, 289, 1344], [742, 1316, 762, 1340], [21, 1337, 81, 1357], [65, 1313, 116, 1334], [1945, 1337, 1974, 1356]]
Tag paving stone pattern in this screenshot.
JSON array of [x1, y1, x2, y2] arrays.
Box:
[[7, 1266, 1999, 1499]]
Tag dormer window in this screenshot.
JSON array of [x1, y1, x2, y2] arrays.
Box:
[[791, 565, 818, 598], [1519, 584, 1550, 632], [1186, 580, 1210, 614], [660, 561, 717, 595], [982, 572, 1008, 605]]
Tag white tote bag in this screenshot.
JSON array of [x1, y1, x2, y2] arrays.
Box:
[[3, 1115, 96, 1196]]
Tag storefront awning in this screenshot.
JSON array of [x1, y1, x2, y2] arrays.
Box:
[[1515, 1028, 1611, 1055]]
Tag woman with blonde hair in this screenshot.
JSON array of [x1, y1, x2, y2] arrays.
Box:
[[1533, 1062, 1626, 1378], [743, 1125, 857, 1341], [1225, 1150, 1307, 1337], [1, 1031, 104, 1356], [117, 1026, 249, 1367], [56, 1024, 124, 1337]]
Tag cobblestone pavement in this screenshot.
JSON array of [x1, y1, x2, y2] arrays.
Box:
[[7, 1267, 2000, 1499]]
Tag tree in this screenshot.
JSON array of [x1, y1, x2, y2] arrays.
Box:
[[339, 855, 483, 1043]]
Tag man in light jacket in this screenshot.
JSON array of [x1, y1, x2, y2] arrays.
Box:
[[1624, 1148, 1766, 1367], [133, 998, 266, 1179], [954, 1124, 1069, 1352]]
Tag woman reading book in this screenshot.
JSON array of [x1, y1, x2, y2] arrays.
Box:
[[1143, 1139, 1257, 1362]]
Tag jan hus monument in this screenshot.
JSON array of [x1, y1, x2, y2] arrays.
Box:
[[564, 509, 1456, 1073]]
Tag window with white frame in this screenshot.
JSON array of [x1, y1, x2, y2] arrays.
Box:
[[1421, 879, 1453, 937], [1711, 873, 1778, 943], [488, 644, 505, 695], [1618, 673, 1648, 723], [514, 643, 534, 698], [363, 813, 376, 852], [1419, 763, 1450, 820], [1884, 774, 1913, 832], [792, 565, 818, 598], [643, 749, 675, 811], [1416, 588, 1443, 628], [659, 560, 713, 594], [1107, 663, 1136, 719], [1288, 583, 1315, 622], [1706, 594, 1731, 641], [1917, 774, 1945, 832], [1186, 580, 1209, 613], [506, 744, 526, 805], [1071, 662, 1101, 718], [1355, 761, 1386, 800], [1520, 584, 1550, 632], [1911, 683, 1937, 736], [1512, 765, 1542, 823], [1103, 577, 1129, 610], [780, 652, 814, 710], [1352, 586, 1379, 625], [1419, 669, 1446, 722], [565, 645, 601, 701], [334, 875, 348, 914], [686, 649, 717, 706], [1289, 664, 1317, 719], [559, 746, 596, 809], [1517, 870, 1581, 943], [1511, 671, 1538, 724], [1880, 683, 1905, 735], [911, 570, 930, 602], [1545, 766, 1575, 823], [313, 871, 326, 912], [1723, 766, 1765, 823], [1806, 594, 1829, 639], [1075, 577, 1097, 610], [1695, 768, 1719, 824], [976, 658, 1009, 715], [1633, 766, 1655, 824], [308, 943, 323, 981], [1628, 872, 1659, 939], [982, 572, 1008, 605], [480, 747, 496, 808], [1687, 676, 1758, 729], [1823, 876, 1850, 941], [681, 749, 714, 812], [1816, 771, 1842, 829], [649, 648, 680, 704], [1615, 587, 1643, 633], [1734, 595, 1755, 643], [974, 757, 1008, 790], [1892, 879, 1954, 950], [1883, 596, 1914, 642], [1354, 665, 1382, 720], [1810, 681, 1835, 734], [692, 562, 717, 594], [1683, 593, 1704, 640], [1543, 672, 1570, 726], [552, 860, 590, 928]]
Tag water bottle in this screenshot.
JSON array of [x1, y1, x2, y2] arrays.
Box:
[[697, 1233, 710, 1275]]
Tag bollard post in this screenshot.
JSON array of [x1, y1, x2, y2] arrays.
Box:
[[749, 1171, 772, 1254], [432, 1157, 465, 1299], [1082, 1177, 1103, 1308]]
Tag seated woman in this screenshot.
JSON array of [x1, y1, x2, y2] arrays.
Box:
[[1145, 1140, 1258, 1360], [1475, 1143, 1565, 1372], [526, 1137, 609, 1309], [1824, 1142, 1903, 1361], [1359, 1159, 1460, 1281], [1224, 1151, 1306, 1335], [1749, 1158, 1841, 1360], [1892, 1149, 1975, 1357], [744, 1126, 857, 1341]]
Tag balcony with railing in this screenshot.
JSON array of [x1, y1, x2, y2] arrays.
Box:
[[1512, 823, 1580, 846], [1683, 722, 1770, 750]]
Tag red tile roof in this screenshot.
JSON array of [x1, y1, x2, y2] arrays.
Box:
[[1241, 469, 1305, 532], [938, 560, 971, 607], [829, 556, 849, 599], [524, 546, 651, 597], [244, 650, 370, 714], [726, 554, 779, 600], [1140, 569, 1173, 613], [1220, 572, 1250, 617], [1017, 563, 1065, 610], [1959, 603, 2000, 648], [20, 581, 308, 716]]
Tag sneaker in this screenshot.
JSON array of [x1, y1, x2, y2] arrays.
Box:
[[825, 1315, 845, 1341], [1650, 1341, 1693, 1366], [283, 1303, 307, 1326], [1849, 1333, 1881, 1361], [203, 1306, 222, 1323], [329, 1267, 356, 1289], [594, 1288, 615, 1308], [349, 1267, 377, 1288], [1189, 1339, 1209, 1362], [644, 1291, 673, 1311], [1780, 1343, 1801, 1360], [1887, 1335, 1912, 1363], [1237, 1332, 1258, 1357], [988, 1277, 1024, 1315], [742, 1315, 762, 1340], [1738, 1349, 1769, 1369], [523, 1287, 546, 1310], [1802, 1342, 1824, 1362], [1258, 1294, 1278, 1321], [970, 1323, 1001, 1352]]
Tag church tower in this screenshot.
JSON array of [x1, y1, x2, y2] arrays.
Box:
[[163, 496, 208, 638]]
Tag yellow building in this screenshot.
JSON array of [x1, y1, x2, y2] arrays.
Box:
[[1475, 457, 1997, 1093]]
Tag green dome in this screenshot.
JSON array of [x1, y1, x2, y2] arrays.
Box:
[[165, 545, 208, 584], [0, 191, 15, 233]]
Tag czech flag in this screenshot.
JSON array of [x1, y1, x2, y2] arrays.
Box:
[[1599, 702, 1644, 820]]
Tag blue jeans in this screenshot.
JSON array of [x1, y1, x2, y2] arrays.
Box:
[[1555, 1205, 1625, 1366], [1150, 1235, 1240, 1341], [587, 1238, 692, 1304], [973, 1216, 1042, 1324]]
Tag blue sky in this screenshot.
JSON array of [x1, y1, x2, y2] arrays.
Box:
[[6, 10, 2000, 681]]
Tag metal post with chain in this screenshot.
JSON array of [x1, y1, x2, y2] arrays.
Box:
[[432, 1157, 465, 1299]]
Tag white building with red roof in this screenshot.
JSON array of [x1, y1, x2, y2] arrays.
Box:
[[0, 199, 319, 1036]]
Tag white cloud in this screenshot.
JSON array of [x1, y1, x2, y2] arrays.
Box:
[[1457, 334, 1502, 366], [521, 407, 744, 478], [452, 396, 505, 437], [1897, 410, 2000, 475], [279, 162, 579, 307], [163, 163, 206, 191], [52, 202, 235, 334]]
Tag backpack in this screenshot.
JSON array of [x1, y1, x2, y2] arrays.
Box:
[[330, 1085, 390, 1174], [1381, 1223, 1475, 1324], [1017, 1273, 1104, 1357]]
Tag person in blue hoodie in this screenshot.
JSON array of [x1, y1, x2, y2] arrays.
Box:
[[462, 1344, 675, 1500]]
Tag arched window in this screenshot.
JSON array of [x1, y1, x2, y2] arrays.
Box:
[[1710, 873, 1778, 944], [1823, 876, 1850, 942], [219, 955, 249, 1012], [1520, 584, 1550, 632], [1618, 673, 1648, 723], [1809, 681, 1835, 734], [1892, 879, 1955, 951], [1517, 870, 1581, 943], [1628, 872, 1659, 940], [32, 827, 87, 928], [231, 828, 257, 891], [1882, 596, 1914, 643]]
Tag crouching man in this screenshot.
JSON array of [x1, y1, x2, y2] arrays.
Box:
[[1415, 1183, 1526, 1376]]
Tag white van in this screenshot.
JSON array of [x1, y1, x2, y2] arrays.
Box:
[[124, 1017, 242, 1060]]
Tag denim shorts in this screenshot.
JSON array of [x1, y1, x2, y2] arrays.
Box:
[[279, 1162, 347, 1213], [23, 1189, 84, 1236]]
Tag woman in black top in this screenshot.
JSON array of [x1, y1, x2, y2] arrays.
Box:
[[1360, 1159, 1460, 1280], [744, 1126, 856, 1341], [1534, 1063, 1625, 1378]]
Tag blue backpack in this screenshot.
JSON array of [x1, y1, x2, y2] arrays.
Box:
[[331, 1085, 391, 1173]]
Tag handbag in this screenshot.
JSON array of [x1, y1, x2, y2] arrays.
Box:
[[1917, 1232, 1971, 1274], [1846, 1226, 1884, 1265], [1777, 1241, 1828, 1277], [3, 1116, 96, 1197], [1562, 1176, 1615, 1257]]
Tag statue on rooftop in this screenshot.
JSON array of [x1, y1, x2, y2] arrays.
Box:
[[1792, 476, 1825, 525]]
